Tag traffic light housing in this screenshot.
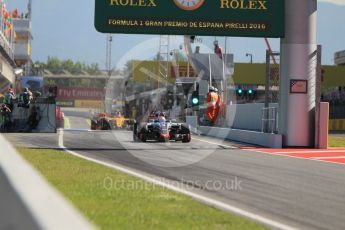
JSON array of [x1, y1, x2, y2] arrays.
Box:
[[191, 90, 199, 109], [167, 91, 174, 109], [236, 88, 257, 101], [163, 91, 174, 110], [247, 88, 257, 100], [236, 88, 243, 96]]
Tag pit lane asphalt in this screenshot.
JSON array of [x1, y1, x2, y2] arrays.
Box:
[[5, 109, 345, 230]]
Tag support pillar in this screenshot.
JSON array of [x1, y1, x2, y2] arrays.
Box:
[[279, 0, 317, 147]]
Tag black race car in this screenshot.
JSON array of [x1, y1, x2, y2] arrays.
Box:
[[133, 119, 191, 143], [90, 117, 112, 130]]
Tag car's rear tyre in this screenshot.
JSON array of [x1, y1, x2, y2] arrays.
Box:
[[91, 120, 97, 130], [182, 133, 191, 143], [180, 124, 191, 143], [140, 134, 147, 142], [139, 125, 148, 142]]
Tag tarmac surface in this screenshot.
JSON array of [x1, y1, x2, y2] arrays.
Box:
[[4, 108, 345, 230]]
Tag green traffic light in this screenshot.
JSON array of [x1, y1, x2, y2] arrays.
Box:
[[248, 89, 253, 94], [192, 98, 199, 105], [237, 89, 243, 94]]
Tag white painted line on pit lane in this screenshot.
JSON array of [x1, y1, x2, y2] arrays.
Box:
[[58, 129, 64, 147], [190, 135, 345, 166], [275, 149, 345, 154], [63, 128, 92, 132], [312, 156, 345, 160], [246, 148, 345, 166], [192, 137, 237, 149], [58, 129, 297, 230]]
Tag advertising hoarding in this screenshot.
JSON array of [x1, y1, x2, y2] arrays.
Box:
[[95, 0, 285, 37]]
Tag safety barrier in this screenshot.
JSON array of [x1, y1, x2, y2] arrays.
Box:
[[0, 135, 95, 230]]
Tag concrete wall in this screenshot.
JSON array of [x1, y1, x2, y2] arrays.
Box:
[[12, 103, 56, 133], [198, 126, 282, 148], [226, 103, 278, 131], [186, 103, 283, 148]]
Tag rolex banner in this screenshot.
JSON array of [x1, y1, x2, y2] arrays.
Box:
[[95, 0, 285, 37]]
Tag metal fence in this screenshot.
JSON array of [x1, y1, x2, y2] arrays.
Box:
[[261, 107, 278, 133]]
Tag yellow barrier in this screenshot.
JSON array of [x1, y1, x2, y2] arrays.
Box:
[[329, 119, 345, 131]]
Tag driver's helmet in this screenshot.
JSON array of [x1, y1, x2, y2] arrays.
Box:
[[99, 113, 107, 118]]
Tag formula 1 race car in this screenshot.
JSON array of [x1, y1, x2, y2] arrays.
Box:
[[90, 113, 112, 130], [133, 119, 191, 143], [90, 113, 134, 130]]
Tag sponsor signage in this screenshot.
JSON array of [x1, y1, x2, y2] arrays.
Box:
[[290, 79, 307, 94], [56, 101, 75, 107], [95, 0, 285, 37], [57, 87, 105, 100], [334, 50, 345, 65], [75, 100, 104, 108]]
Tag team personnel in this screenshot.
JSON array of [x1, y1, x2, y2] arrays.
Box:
[[0, 104, 12, 132], [18, 87, 33, 108], [206, 86, 220, 124], [4, 88, 15, 111], [2, 88, 15, 131], [214, 40, 223, 59], [158, 112, 166, 124]]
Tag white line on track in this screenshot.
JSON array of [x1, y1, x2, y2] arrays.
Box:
[[59, 129, 297, 230], [192, 137, 237, 149]]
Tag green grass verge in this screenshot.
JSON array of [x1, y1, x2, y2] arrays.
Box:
[[17, 148, 267, 230], [329, 136, 345, 147]]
